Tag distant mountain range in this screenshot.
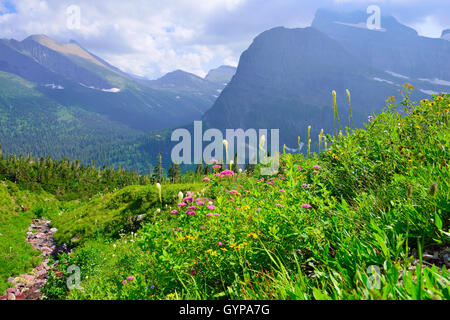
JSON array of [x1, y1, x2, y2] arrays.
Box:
[[1, 9, 449, 172], [202, 9, 450, 148], [0, 34, 235, 170]]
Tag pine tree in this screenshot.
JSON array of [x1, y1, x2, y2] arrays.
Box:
[[168, 162, 181, 182], [152, 152, 164, 182]]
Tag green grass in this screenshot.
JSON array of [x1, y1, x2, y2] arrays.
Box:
[[52, 183, 206, 244], [40, 92, 449, 300]]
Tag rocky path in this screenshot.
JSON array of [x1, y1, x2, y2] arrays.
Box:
[[0, 219, 57, 300]]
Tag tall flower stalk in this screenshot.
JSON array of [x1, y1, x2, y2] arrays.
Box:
[[223, 140, 229, 165], [156, 183, 162, 203], [307, 126, 311, 158], [346, 89, 354, 129], [332, 90, 342, 135]]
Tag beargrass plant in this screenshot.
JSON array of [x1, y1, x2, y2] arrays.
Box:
[[39, 91, 449, 301]]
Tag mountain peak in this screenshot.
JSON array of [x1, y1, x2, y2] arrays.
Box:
[[23, 34, 106, 68], [312, 8, 418, 36], [205, 65, 236, 84]]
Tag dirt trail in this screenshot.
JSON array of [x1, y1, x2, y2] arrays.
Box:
[[0, 219, 57, 300]]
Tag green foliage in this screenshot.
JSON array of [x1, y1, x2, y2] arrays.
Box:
[[54, 93, 449, 300], [51, 183, 205, 245], [2, 92, 448, 300]]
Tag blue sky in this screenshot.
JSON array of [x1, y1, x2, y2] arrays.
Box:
[[0, 1, 16, 15], [0, 0, 449, 79]]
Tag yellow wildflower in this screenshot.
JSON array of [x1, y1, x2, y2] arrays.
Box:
[[248, 233, 258, 239]]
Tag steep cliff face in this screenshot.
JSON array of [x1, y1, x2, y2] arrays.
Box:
[[312, 9, 450, 81], [201, 26, 405, 146]]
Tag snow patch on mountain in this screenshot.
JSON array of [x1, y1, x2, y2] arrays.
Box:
[[385, 71, 409, 79], [418, 78, 450, 87], [44, 84, 64, 90], [333, 21, 386, 32]]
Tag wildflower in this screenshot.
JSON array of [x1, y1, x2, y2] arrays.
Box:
[[212, 164, 222, 170], [220, 170, 235, 177], [178, 202, 187, 207], [186, 211, 196, 216], [177, 192, 183, 204], [167, 293, 175, 298], [279, 189, 285, 193], [368, 115, 374, 123], [229, 190, 239, 195], [301, 183, 311, 188], [201, 226, 205, 230], [275, 204, 284, 208], [259, 135, 266, 154], [214, 213, 220, 216], [207, 205, 216, 210], [218, 241, 223, 246], [170, 210, 178, 215], [313, 165, 322, 170], [312, 171, 320, 174], [241, 205, 250, 210], [127, 276, 135, 281], [184, 197, 193, 203], [248, 233, 258, 239], [301, 204, 312, 209], [122, 280, 127, 284], [206, 213, 213, 217], [196, 201, 205, 206], [188, 206, 197, 210]]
